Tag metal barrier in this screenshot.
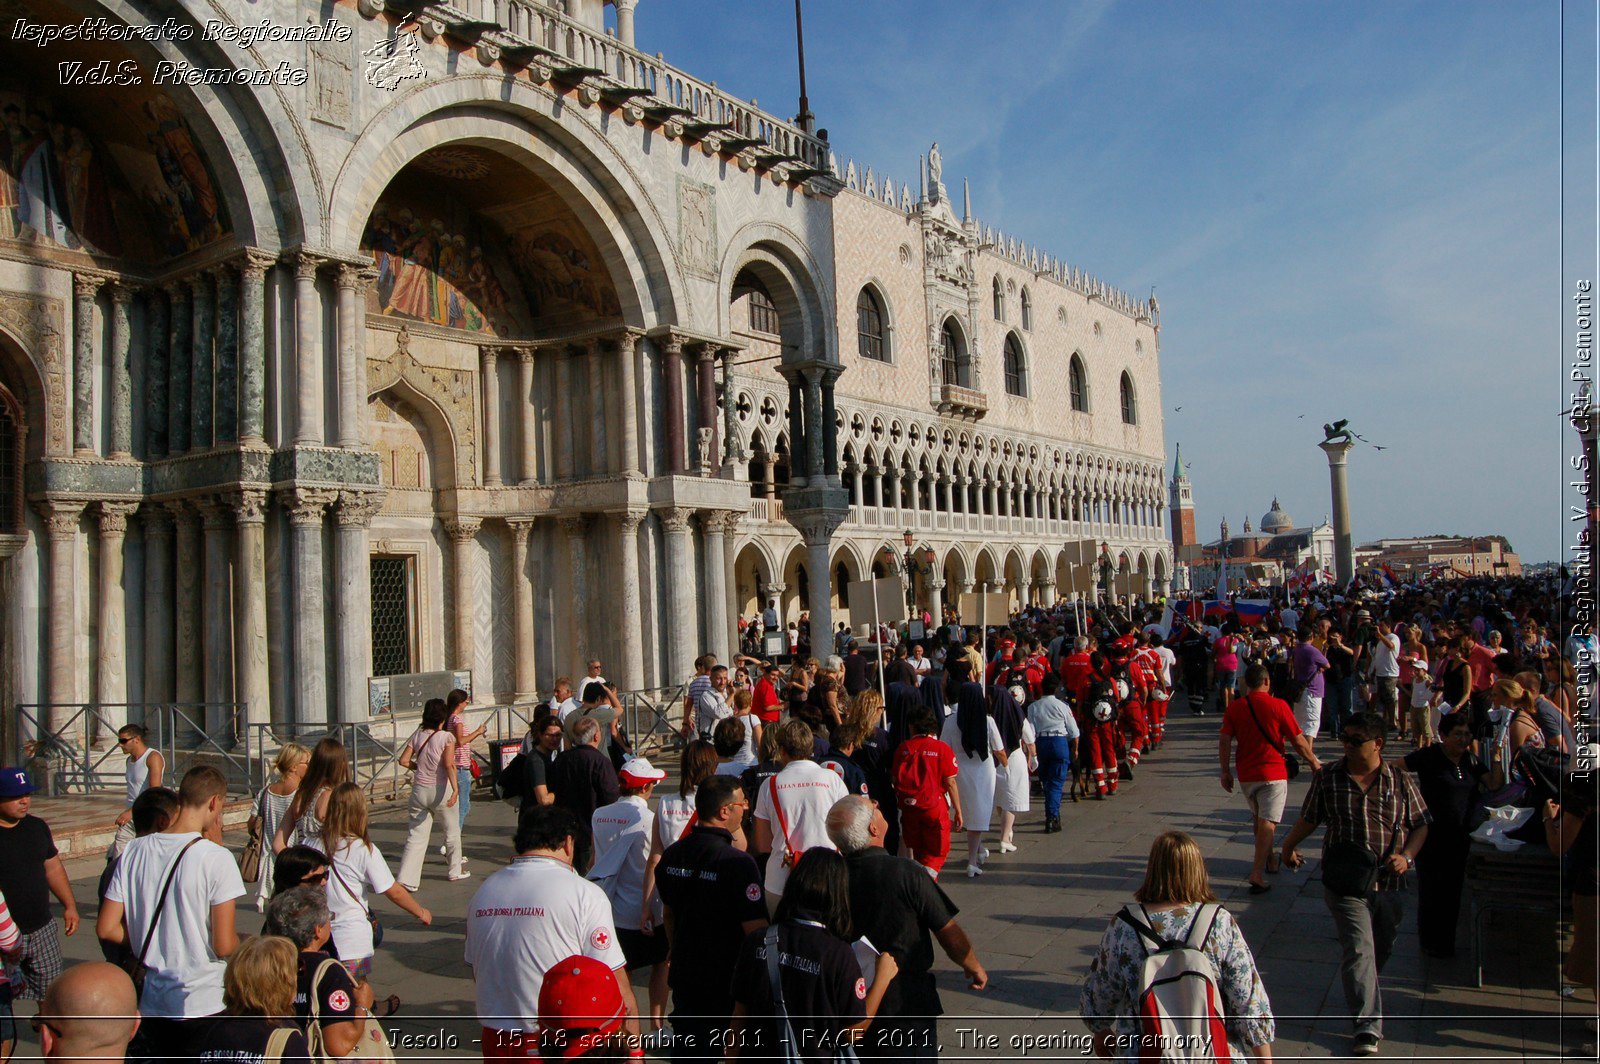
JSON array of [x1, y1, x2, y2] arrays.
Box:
[[12, 703, 250, 797], [242, 719, 415, 801]]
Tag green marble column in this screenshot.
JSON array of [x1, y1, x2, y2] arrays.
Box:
[[166, 281, 191, 454], [190, 273, 215, 450], [145, 288, 169, 457], [214, 265, 239, 444], [72, 274, 100, 456], [239, 251, 271, 445], [108, 284, 133, 460]]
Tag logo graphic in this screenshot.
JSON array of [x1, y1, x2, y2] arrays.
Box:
[[328, 989, 351, 1013], [745, 883, 761, 903], [363, 24, 426, 91], [854, 977, 867, 1000], [590, 927, 611, 950]]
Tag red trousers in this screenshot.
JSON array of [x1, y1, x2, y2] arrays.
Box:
[[1085, 721, 1120, 794], [899, 808, 952, 874], [1121, 701, 1148, 765], [1148, 695, 1168, 744]]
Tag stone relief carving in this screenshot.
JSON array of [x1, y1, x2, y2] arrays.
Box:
[[696, 427, 714, 475], [366, 325, 477, 488], [678, 178, 717, 278], [310, 27, 354, 128], [0, 290, 68, 455]]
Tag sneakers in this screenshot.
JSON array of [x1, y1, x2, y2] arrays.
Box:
[[449, 870, 472, 882], [1352, 1032, 1380, 1056]]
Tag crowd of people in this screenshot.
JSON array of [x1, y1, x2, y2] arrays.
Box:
[[0, 570, 1592, 1061]]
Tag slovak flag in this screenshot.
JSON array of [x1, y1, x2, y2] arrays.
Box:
[[1233, 600, 1272, 626]]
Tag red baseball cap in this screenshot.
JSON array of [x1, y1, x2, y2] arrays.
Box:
[[538, 955, 626, 1058]]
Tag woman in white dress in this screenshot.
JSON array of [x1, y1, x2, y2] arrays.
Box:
[[991, 686, 1037, 853], [941, 668, 1007, 878]]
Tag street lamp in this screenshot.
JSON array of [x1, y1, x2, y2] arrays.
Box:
[[883, 529, 938, 621]]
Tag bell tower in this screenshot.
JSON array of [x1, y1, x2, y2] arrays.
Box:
[[1169, 443, 1196, 553]]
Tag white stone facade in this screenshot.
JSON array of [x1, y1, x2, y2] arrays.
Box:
[[0, 0, 1167, 744]]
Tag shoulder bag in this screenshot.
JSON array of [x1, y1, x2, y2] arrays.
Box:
[[239, 790, 264, 883], [1321, 765, 1404, 898], [306, 956, 397, 1064], [1243, 693, 1299, 780], [263, 1026, 295, 1064], [120, 837, 202, 1000], [329, 849, 384, 951], [768, 776, 798, 868], [763, 924, 860, 1064]]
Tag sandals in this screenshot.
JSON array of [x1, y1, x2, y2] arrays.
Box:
[[380, 995, 402, 1017], [1266, 854, 1282, 875]]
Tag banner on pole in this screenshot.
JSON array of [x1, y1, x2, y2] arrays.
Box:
[[956, 592, 1012, 626], [847, 577, 907, 626]]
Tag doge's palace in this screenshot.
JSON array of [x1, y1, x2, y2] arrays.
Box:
[[0, 0, 1168, 748]]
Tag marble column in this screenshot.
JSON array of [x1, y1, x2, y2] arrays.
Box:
[[700, 511, 730, 661], [1320, 438, 1357, 587], [334, 492, 382, 723], [38, 502, 82, 732], [293, 254, 323, 446], [190, 272, 215, 450], [695, 344, 718, 472], [801, 526, 838, 651], [616, 510, 646, 691], [480, 346, 503, 486], [585, 342, 605, 477], [444, 517, 481, 671], [72, 275, 99, 456], [803, 369, 825, 482], [720, 348, 738, 473], [141, 506, 174, 707], [108, 285, 134, 460], [196, 498, 234, 739], [766, 457, 779, 503], [620, 336, 641, 476], [559, 513, 588, 669], [820, 368, 839, 480], [554, 349, 574, 480], [229, 489, 270, 736], [786, 375, 807, 483], [517, 348, 538, 485], [169, 502, 203, 713], [95, 502, 138, 733], [238, 252, 272, 445], [660, 508, 695, 682], [166, 281, 192, 455], [509, 520, 537, 698], [145, 289, 170, 458], [927, 578, 945, 633], [662, 336, 686, 473], [214, 265, 239, 444], [335, 266, 372, 450], [286, 489, 334, 725]]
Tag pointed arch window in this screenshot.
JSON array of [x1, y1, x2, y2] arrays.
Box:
[[1003, 334, 1027, 397], [856, 287, 888, 362], [1069, 354, 1088, 412], [1120, 371, 1138, 425], [992, 276, 1005, 321], [746, 286, 780, 335], [1020, 288, 1033, 330], [940, 320, 969, 386]]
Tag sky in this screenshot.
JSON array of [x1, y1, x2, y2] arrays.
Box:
[[634, 1, 1572, 562]]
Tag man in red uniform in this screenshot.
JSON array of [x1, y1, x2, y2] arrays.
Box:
[[891, 704, 963, 877], [1080, 670, 1121, 798], [1059, 637, 1095, 707]]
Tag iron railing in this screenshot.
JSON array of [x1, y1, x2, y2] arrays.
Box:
[[12, 703, 250, 797]]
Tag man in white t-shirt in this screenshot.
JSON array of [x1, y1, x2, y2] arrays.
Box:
[[1370, 619, 1402, 728], [910, 645, 932, 686], [753, 720, 849, 912], [98, 766, 244, 1061], [465, 804, 634, 1054], [694, 665, 733, 739], [548, 677, 579, 721]]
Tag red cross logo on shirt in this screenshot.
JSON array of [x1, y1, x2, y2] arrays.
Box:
[[590, 927, 611, 950]]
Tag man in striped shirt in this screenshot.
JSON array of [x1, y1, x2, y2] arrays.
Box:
[[1280, 712, 1430, 1058]]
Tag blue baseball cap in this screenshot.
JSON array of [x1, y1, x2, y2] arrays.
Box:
[[0, 767, 36, 798]]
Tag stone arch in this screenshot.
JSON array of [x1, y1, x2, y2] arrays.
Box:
[[723, 223, 836, 364], [855, 278, 895, 363], [366, 333, 470, 490], [973, 545, 1001, 592], [0, 299, 61, 461], [830, 542, 867, 624], [780, 541, 811, 624], [734, 538, 780, 621], [327, 81, 683, 326]]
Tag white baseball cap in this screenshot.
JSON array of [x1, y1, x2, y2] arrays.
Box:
[[618, 757, 667, 787]]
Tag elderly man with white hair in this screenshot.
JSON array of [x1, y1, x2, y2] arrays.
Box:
[[825, 796, 987, 1060]]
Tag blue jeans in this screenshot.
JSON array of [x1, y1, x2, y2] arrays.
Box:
[[457, 766, 472, 827], [1326, 675, 1356, 738], [1036, 735, 1072, 820]]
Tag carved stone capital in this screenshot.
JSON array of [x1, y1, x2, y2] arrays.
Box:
[[294, 253, 323, 282], [141, 504, 174, 538], [617, 509, 646, 535], [480, 345, 500, 367], [335, 263, 373, 291], [658, 507, 693, 535], [228, 488, 269, 524], [95, 500, 139, 536], [927, 578, 947, 591], [507, 518, 535, 544], [110, 282, 135, 306], [444, 516, 482, 543], [187, 272, 212, 297], [72, 274, 102, 300], [283, 488, 336, 526], [335, 490, 385, 528], [240, 249, 276, 279], [659, 334, 684, 358], [196, 497, 233, 532], [37, 500, 83, 538], [788, 509, 847, 545], [556, 512, 588, 536], [514, 347, 535, 365]]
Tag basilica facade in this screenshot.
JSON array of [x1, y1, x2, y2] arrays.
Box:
[[0, 0, 1170, 746]]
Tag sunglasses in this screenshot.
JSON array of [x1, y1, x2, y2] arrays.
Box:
[[302, 870, 330, 884], [29, 1015, 64, 1039], [1340, 735, 1375, 747]]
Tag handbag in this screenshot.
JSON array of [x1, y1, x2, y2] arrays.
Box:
[[306, 956, 397, 1063], [121, 838, 201, 999], [1243, 693, 1299, 780], [238, 790, 265, 884], [1322, 767, 1403, 898], [329, 852, 384, 950]]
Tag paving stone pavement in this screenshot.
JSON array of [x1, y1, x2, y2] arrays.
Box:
[[15, 709, 1592, 1061]]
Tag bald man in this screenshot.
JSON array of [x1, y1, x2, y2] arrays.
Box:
[[38, 962, 138, 1062]]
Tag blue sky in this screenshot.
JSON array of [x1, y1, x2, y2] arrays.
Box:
[[640, 1, 1568, 561]]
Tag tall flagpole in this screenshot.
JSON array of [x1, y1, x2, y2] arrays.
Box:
[[794, 0, 815, 133]]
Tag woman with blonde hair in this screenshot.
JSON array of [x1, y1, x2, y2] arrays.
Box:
[[320, 782, 431, 1013], [251, 742, 309, 910], [190, 935, 313, 1061], [273, 737, 350, 853], [1080, 831, 1276, 1060]]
